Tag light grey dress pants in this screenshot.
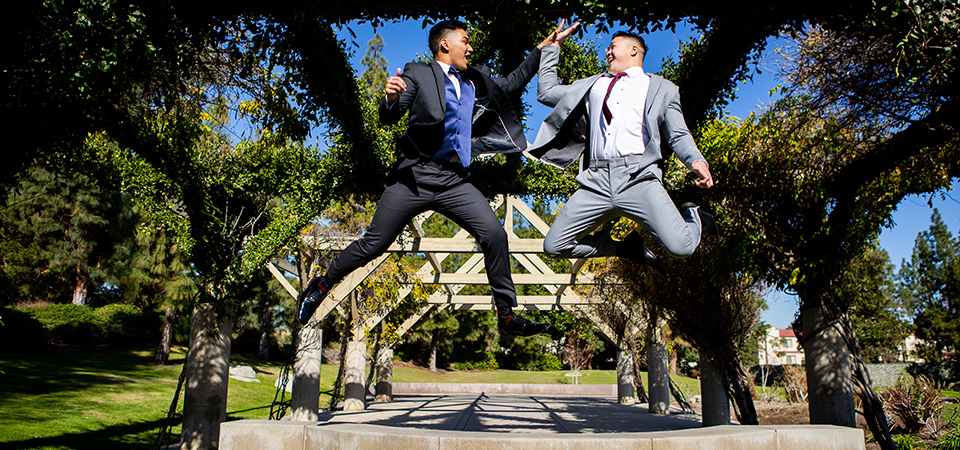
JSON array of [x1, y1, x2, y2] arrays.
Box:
[[544, 157, 701, 259]]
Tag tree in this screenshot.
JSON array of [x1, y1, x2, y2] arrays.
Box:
[[899, 210, 960, 362], [359, 34, 389, 101], [0, 161, 133, 306], [843, 240, 912, 363]]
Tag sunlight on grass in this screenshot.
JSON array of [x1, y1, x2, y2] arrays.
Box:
[[0, 346, 700, 450]]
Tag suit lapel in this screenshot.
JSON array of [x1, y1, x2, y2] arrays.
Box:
[[431, 61, 446, 112], [644, 74, 663, 116]]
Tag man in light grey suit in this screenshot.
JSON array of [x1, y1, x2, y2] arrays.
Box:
[[528, 27, 715, 274]]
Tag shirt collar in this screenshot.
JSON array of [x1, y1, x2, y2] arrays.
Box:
[[436, 61, 454, 75], [608, 65, 645, 78]]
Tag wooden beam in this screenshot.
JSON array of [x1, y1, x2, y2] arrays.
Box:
[[314, 237, 546, 253], [265, 262, 299, 299], [416, 272, 598, 285], [427, 295, 589, 305]]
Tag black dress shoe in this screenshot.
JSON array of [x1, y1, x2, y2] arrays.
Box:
[[498, 314, 552, 337], [680, 202, 718, 239], [620, 232, 667, 277], [296, 277, 328, 325]]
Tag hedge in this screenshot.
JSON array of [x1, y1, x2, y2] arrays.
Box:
[[0, 303, 157, 349]]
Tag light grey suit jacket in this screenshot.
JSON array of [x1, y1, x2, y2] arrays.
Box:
[[528, 45, 705, 180]]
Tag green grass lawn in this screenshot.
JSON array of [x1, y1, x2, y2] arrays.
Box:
[[0, 346, 697, 450]]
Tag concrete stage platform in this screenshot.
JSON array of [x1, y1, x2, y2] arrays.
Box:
[[219, 393, 864, 449]]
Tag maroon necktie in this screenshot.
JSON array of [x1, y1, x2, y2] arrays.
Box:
[[602, 72, 628, 124]]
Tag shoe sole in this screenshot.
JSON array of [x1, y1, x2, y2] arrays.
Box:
[[498, 323, 553, 337]]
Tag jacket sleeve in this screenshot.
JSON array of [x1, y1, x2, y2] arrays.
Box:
[[537, 45, 570, 108], [492, 48, 542, 95], [378, 63, 419, 125], [662, 87, 706, 169]]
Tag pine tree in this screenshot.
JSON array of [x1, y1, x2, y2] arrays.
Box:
[[0, 163, 131, 305], [898, 210, 960, 362]]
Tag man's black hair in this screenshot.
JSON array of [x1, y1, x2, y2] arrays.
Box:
[[612, 31, 647, 61], [429, 20, 469, 56]]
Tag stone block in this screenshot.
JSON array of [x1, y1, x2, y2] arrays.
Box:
[[436, 433, 652, 450], [304, 424, 440, 450], [219, 420, 305, 450], [763, 425, 865, 450], [646, 426, 774, 450]]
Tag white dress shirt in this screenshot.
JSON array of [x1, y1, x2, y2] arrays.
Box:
[[586, 65, 650, 160], [436, 61, 462, 98]]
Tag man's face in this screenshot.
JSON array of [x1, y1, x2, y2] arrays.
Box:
[[605, 36, 637, 74], [441, 28, 473, 71]]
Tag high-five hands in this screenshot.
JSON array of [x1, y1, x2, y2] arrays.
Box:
[[538, 19, 580, 48], [385, 68, 406, 104]]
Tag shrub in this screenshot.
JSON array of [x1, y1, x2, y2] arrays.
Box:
[[883, 376, 946, 434], [938, 426, 960, 450], [451, 351, 499, 371], [10, 303, 155, 346], [893, 433, 928, 450], [27, 303, 102, 343], [452, 355, 499, 371], [533, 353, 563, 371], [95, 303, 156, 344], [0, 307, 48, 350], [781, 364, 808, 403]]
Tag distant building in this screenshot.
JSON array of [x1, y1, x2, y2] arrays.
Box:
[[895, 334, 922, 363], [757, 326, 921, 365], [757, 326, 805, 366]]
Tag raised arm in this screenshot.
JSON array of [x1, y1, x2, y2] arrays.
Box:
[[493, 20, 580, 96], [536, 20, 579, 107], [537, 45, 568, 108], [379, 64, 418, 125]]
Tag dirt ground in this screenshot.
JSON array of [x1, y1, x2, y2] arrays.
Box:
[[755, 401, 883, 449]]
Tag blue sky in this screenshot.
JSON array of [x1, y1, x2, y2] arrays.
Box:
[[334, 19, 960, 329]]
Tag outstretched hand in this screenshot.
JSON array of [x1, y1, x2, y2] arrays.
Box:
[[691, 160, 714, 188], [385, 68, 406, 104], [538, 19, 580, 48]]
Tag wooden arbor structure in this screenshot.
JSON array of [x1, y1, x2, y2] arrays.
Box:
[[265, 195, 680, 420]]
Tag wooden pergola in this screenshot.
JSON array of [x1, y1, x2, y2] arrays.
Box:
[[265, 195, 665, 418]]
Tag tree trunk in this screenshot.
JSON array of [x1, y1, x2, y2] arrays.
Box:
[[801, 306, 856, 427], [181, 302, 233, 450], [72, 269, 87, 305], [646, 313, 670, 415], [291, 325, 322, 421], [155, 307, 176, 365], [617, 350, 636, 404], [700, 351, 730, 426], [257, 331, 270, 360], [375, 348, 393, 402], [257, 301, 272, 360], [429, 328, 439, 373], [343, 339, 366, 412], [669, 346, 678, 376], [723, 354, 760, 425]]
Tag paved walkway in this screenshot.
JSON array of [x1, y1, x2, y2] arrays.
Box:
[[316, 394, 703, 433]]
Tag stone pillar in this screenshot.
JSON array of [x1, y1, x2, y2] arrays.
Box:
[[617, 350, 636, 404], [700, 351, 730, 426], [802, 306, 856, 427], [375, 348, 394, 402], [646, 314, 670, 415], [343, 339, 367, 412], [181, 303, 233, 450], [290, 326, 322, 421]]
